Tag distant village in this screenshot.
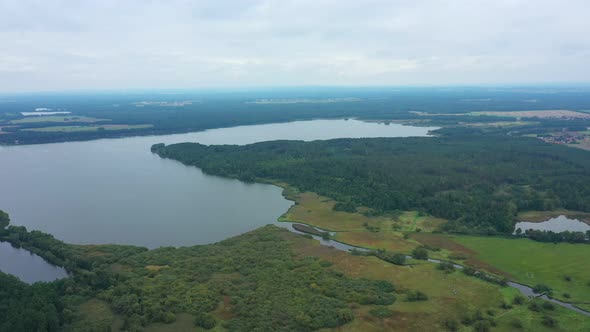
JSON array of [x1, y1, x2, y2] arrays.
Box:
[[537, 131, 588, 145]]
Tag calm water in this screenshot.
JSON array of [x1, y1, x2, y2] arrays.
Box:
[[0, 242, 68, 283], [0, 119, 436, 249], [514, 215, 590, 233]]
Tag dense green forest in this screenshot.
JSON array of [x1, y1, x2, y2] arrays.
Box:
[[153, 135, 590, 234]]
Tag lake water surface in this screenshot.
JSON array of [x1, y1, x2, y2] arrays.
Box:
[[0, 119, 436, 249], [0, 242, 68, 283]]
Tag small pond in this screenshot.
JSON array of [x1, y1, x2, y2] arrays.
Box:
[[0, 241, 68, 284], [514, 215, 590, 234]]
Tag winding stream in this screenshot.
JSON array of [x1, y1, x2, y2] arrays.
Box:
[[281, 222, 590, 317]]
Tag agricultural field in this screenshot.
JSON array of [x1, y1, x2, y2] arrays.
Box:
[[10, 115, 109, 124], [23, 124, 153, 132]]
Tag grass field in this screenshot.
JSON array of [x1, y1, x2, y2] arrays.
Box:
[[452, 235, 590, 305], [23, 124, 153, 132], [10, 115, 109, 124], [279, 190, 447, 255]]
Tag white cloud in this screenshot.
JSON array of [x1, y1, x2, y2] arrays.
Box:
[[0, 0, 589, 91]]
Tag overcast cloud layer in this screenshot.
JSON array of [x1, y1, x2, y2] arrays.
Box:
[[1, 0, 589, 91]]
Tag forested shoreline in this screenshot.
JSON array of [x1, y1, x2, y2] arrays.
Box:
[[152, 135, 590, 234], [0, 211, 399, 331]]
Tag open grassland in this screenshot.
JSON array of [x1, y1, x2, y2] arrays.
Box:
[[279, 191, 445, 233], [279, 191, 385, 231], [452, 235, 590, 305], [23, 124, 153, 132], [10, 115, 109, 124]]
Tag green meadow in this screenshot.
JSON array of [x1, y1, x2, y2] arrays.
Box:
[[453, 235, 590, 306]]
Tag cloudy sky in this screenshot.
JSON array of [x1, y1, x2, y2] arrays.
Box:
[[1, 0, 589, 91]]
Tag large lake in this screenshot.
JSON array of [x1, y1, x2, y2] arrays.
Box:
[[0, 119, 436, 249]]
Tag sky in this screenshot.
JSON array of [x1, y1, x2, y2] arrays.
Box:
[[1, 0, 589, 92]]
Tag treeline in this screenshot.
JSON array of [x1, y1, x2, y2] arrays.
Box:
[[153, 135, 590, 234], [0, 272, 69, 332], [519, 228, 590, 243]]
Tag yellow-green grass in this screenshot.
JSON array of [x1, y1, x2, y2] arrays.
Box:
[[10, 115, 109, 124], [517, 210, 590, 223], [395, 210, 446, 232], [279, 191, 390, 231], [279, 190, 449, 257], [279, 191, 445, 232], [23, 124, 153, 132], [453, 235, 590, 304]]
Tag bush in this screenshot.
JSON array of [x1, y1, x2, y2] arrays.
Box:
[[564, 275, 572, 282], [337, 308, 354, 323], [542, 302, 555, 311], [511, 318, 523, 329], [376, 251, 406, 266], [533, 284, 552, 294], [463, 266, 476, 276], [194, 313, 217, 330], [369, 306, 393, 318], [406, 290, 428, 302], [391, 253, 407, 266], [528, 301, 542, 312], [473, 320, 491, 332], [512, 295, 526, 305], [499, 302, 512, 310], [563, 292, 571, 298], [448, 253, 467, 260], [443, 318, 459, 331], [541, 315, 558, 327], [319, 260, 333, 268], [412, 247, 429, 260], [437, 261, 455, 273]]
